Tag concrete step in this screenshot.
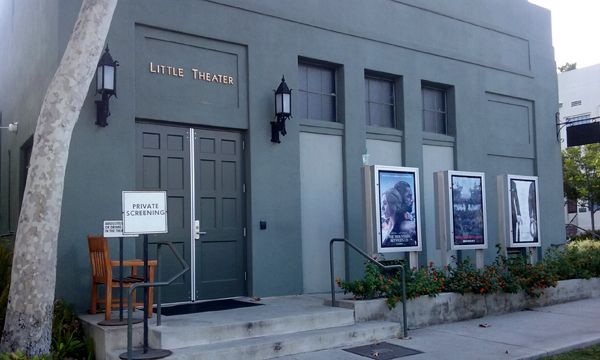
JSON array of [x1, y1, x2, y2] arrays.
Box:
[[148, 305, 355, 349], [109, 321, 402, 360]]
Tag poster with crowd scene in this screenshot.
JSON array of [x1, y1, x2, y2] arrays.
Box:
[[507, 175, 540, 247], [373, 166, 422, 253], [448, 171, 488, 250]]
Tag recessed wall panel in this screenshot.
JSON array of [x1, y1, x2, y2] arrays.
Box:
[[142, 156, 160, 189], [135, 25, 248, 129], [300, 132, 345, 293]]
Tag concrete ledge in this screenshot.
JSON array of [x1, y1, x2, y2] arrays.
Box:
[[80, 314, 146, 360], [334, 278, 600, 329]]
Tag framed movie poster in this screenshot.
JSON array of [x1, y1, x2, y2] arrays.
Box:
[[506, 175, 540, 247], [373, 166, 421, 253], [448, 171, 488, 250]]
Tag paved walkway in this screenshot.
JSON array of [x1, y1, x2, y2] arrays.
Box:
[[278, 297, 600, 360]]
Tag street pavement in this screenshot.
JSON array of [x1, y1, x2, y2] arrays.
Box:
[[277, 297, 600, 359]]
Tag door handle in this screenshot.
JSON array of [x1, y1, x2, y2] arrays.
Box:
[[194, 220, 207, 239], [194, 220, 206, 240]]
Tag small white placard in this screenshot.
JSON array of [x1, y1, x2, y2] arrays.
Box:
[[122, 191, 168, 235], [103, 220, 139, 238]]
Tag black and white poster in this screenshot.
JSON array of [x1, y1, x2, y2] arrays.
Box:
[[373, 166, 421, 253], [449, 172, 487, 250], [507, 175, 540, 247]]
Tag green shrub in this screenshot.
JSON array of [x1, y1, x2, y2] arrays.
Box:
[[507, 256, 557, 297], [0, 351, 50, 360], [405, 263, 445, 299], [0, 241, 13, 333], [544, 240, 600, 280], [51, 299, 94, 360], [336, 262, 385, 300], [0, 234, 93, 359], [337, 247, 566, 309], [0, 299, 95, 359], [445, 258, 479, 294], [568, 231, 600, 242], [338, 261, 447, 309]]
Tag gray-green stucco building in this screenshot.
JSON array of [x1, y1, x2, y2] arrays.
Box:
[[0, 0, 563, 311]]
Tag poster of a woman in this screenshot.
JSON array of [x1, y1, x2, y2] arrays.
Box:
[[374, 166, 421, 253]]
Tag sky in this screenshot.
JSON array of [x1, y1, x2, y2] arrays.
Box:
[[528, 0, 600, 69]]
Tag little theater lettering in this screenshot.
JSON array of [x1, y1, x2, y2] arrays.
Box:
[[149, 62, 184, 77], [148, 62, 234, 85], [191, 69, 234, 84]]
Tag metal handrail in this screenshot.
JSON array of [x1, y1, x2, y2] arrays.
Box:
[[565, 223, 600, 240], [125, 240, 190, 360], [329, 238, 408, 338]]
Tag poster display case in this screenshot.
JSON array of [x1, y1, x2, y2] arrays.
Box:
[[372, 166, 422, 253], [504, 175, 540, 247], [446, 171, 488, 250]]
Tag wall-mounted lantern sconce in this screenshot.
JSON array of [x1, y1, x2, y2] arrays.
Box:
[[0, 122, 18, 133], [272, 76, 292, 143], [95, 46, 119, 127]]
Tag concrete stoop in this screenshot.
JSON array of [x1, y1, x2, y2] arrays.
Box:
[[108, 321, 401, 360], [81, 295, 402, 360]]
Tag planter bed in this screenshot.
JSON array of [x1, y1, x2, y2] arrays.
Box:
[[333, 278, 600, 329]]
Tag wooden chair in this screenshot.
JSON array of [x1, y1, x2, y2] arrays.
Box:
[[87, 235, 157, 320]]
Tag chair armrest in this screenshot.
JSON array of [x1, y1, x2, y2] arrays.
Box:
[[110, 259, 158, 267]]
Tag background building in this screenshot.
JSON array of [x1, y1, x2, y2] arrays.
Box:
[[558, 64, 600, 233], [0, 0, 563, 311]]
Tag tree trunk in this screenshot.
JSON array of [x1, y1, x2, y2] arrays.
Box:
[[0, 0, 117, 355]]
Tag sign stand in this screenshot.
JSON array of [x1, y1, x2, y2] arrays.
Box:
[[408, 252, 419, 269], [527, 247, 538, 264], [475, 249, 484, 270], [99, 221, 141, 326], [119, 191, 171, 360]]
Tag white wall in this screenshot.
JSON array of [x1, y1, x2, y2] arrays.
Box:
[[558, 64, 600, 123]]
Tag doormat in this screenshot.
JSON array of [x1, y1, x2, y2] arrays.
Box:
[[154, 299, 262, 316], [344, 342, 422, 359]]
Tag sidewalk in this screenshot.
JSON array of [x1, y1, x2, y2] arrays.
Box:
[[278, 297, 600, 360]]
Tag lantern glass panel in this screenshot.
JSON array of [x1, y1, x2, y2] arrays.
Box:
[[96, 66, 103, 91], [103, 66, 115, 91], [283, 93, 291, 114], [276, 93, 283, 114]]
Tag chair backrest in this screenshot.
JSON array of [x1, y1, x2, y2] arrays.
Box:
[[87, 235, 112, 282]]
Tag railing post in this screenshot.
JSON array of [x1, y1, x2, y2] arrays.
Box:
[[330, 239, 336, 307], [121, 240, 190, 360], [127, 287, 134, 360], [157, 243, 162, 326], [401, 266, 407, 338], [329, 237, 408, 338]]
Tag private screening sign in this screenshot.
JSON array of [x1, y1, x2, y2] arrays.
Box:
[[122, 191, 168, 235]]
